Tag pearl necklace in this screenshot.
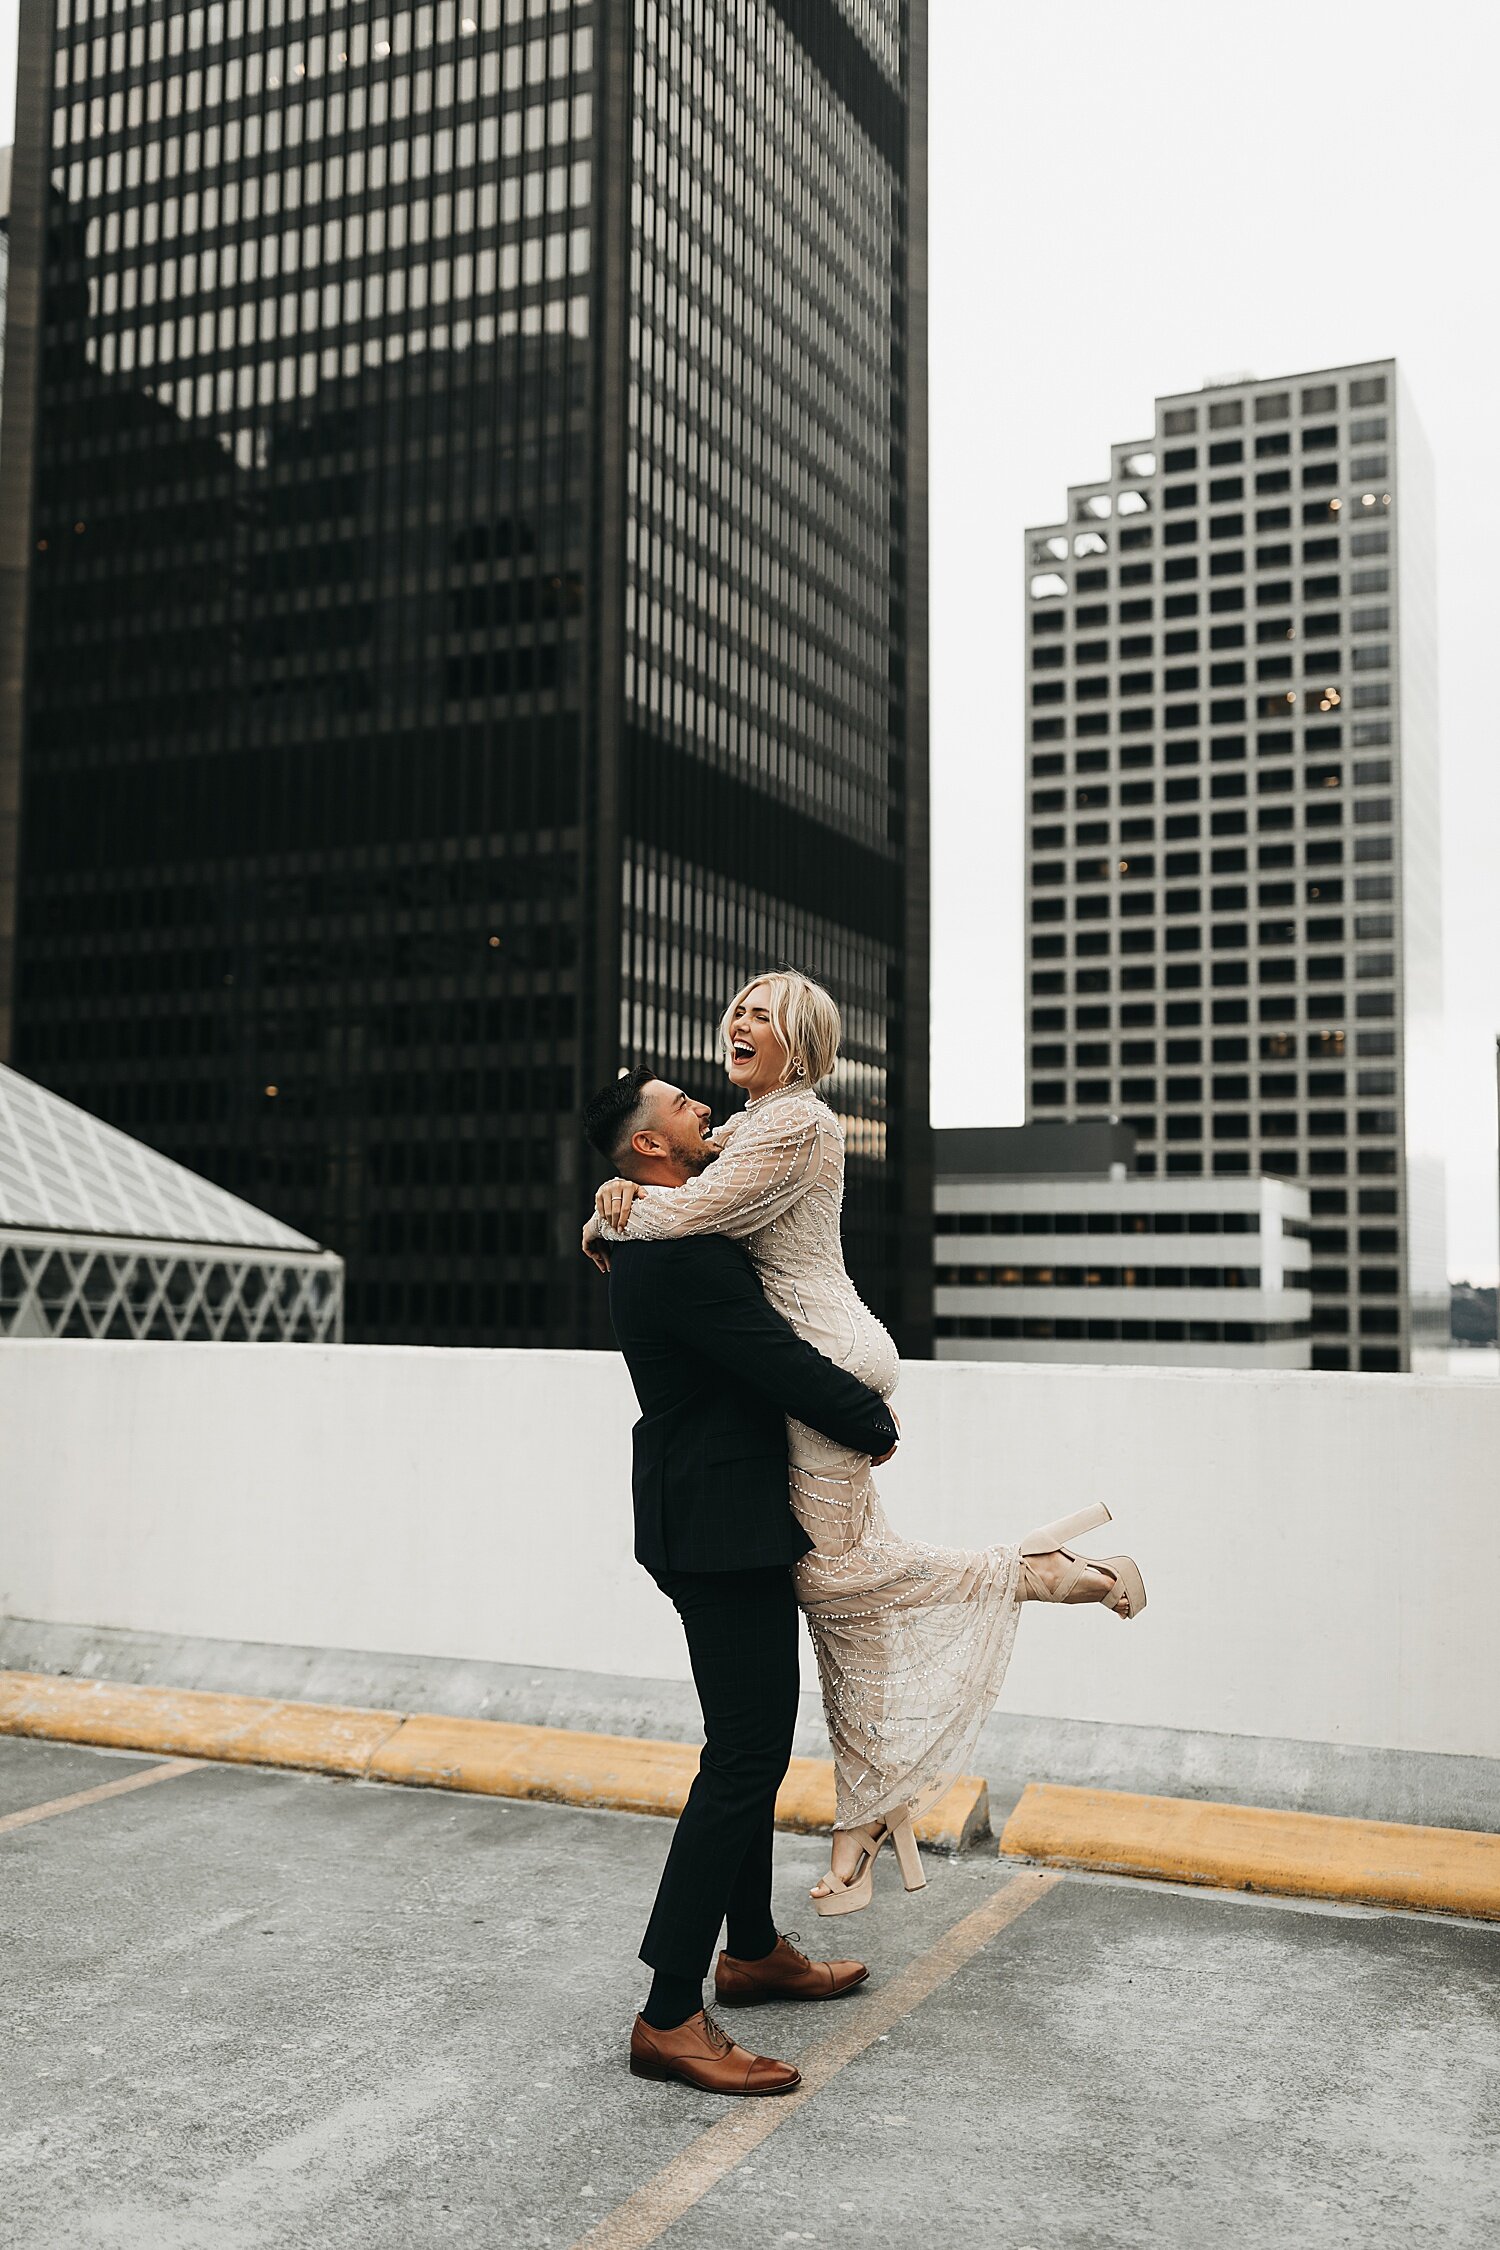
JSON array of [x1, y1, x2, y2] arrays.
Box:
[[745, 1077, 814, 1111]]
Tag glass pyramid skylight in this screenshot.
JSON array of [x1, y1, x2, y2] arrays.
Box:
[[0, 1064, 322, 1251]]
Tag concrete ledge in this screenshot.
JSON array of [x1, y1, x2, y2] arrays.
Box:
[[0, 1671, 403, 1777], [8, 1662, 1491, 1912], [8, 1619, 1497, 1832], [9, 1622, 1500, 1836], [0, 1670, 988, 1851], [1000, 1781, 1500, 1920], [367, 1713, 704, 1815]]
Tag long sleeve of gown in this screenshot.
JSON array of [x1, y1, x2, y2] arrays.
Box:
[[599, 1102, 826, 1244]]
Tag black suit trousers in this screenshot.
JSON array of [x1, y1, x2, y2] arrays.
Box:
[[638, 1565, 801, 1982]]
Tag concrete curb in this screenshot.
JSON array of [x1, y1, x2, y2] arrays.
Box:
[[7, 1669, 1493, 1915], [1000, 1781, 1500, 1920], [0, 1670, 990, 1852], [8, 1620, 1498, 1833]]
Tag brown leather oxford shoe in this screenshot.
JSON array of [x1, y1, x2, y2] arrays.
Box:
[[714, 1932, 869, 2007], [629, 2008, 801, 2095]]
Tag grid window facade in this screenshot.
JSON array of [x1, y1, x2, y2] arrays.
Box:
[[1022, 363, 1445, 1372], [618, 0, 916, 1298], [2, 0, 931, 1350], [932, 1164, 1312, 1371]]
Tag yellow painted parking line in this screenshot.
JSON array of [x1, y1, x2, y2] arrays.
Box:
[[1001, 1782, 1500, 1921], [0, 1671, 988, 1850], [0, 1758, 199, 1836], [569, 1869, 1064, 2250]]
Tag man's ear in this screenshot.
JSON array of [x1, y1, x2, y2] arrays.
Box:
[[628, 1126, 666, 1164]]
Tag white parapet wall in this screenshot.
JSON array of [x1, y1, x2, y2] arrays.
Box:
[[2, 1339, 1497, 1764]]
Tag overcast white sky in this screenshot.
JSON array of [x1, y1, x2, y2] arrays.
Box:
[[3, 1, 1497, 1280], [928, 0, 1500, 1284]]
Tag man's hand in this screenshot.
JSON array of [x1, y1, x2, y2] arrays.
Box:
[[581, 1214, 611, 1274], [595, 1177, 641, 1234], [871, 1408, 900, 1467]]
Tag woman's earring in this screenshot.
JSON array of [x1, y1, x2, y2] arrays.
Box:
[[792, 1059, 807, 1079]]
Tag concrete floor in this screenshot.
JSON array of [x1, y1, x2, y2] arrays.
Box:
[[2, 1737, 1496, 2250]]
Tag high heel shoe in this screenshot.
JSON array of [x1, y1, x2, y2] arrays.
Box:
[[1017, 1502, 1148, 1619], [810, 1809, 926, 1917]]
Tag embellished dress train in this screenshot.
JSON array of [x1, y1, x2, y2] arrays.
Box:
[[598, 1083, 1025, 1832]]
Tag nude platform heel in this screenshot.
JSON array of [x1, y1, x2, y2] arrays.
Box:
[[1018, 1502, 1147, 1620], [810, 1809, 927, 1917]]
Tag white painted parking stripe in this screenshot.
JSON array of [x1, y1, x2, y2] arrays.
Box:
[[0, 1758, 200, 1836], [571, 1869, 1065, 2250]]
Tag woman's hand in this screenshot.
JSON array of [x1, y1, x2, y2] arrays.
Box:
[[595, 1177, 640, 1234], [581, 1213, 611, 1274]]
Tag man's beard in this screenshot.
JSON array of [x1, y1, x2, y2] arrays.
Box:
[[673, 1132, 718, 1176]]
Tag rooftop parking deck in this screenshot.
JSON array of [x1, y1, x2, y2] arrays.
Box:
[[5, 1340, 1497, 2242], [4, 1732, 1496, 2250]]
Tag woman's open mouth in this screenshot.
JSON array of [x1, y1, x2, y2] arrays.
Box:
[[731, 1041, 756, 1062]]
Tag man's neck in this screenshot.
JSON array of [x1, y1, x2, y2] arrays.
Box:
[[630, 1160, 692, 1189]]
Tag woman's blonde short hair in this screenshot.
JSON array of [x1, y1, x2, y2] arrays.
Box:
[[719, 971, 842, 1088]]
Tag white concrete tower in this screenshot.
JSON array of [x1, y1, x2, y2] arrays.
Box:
[[1022, 362, 1445, 1371]]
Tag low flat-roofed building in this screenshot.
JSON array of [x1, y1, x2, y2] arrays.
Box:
[[0, 1063, 343, 1343], [935, 1123, 1311, 1369]]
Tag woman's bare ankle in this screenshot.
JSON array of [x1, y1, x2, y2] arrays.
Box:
[[1023, 1549, 1068, 1600], [1024, 1550, 1123, 1608]]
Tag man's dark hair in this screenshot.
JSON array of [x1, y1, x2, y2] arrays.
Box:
[[583, 1062, 659, 1164]]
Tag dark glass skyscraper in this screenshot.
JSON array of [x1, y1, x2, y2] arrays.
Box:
[[1, 0, 930, 1352]]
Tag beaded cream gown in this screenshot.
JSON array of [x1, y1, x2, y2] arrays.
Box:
[[601, 1082, 1025, 1831]]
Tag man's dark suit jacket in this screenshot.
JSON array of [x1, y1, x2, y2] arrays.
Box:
[[607, 1234, 899, 1576]]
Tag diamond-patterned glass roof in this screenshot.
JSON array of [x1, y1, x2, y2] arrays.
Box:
[[0, 1064, 323, 1251]]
